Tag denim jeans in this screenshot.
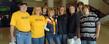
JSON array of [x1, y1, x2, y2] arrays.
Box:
[[46, 34, 61, 44], [16, 30, 31, 44], [59, 34, 67, 44], [32, 37, 44, 44], [81, 40, 96, 44], [54, 34, 61, 44]]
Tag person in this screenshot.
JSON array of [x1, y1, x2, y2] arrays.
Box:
[[10, 3, 31, 44], [42, 5, 48, 16], [57, 6, 68, 44], [46, 8, 60, 44], [42, 4, 49, 44], [0, 15, 3, 27], [67, 4, 81, 44], [77, 2, 84, 17], [30, 6, 49, 44], [80, 5, 101, 44]]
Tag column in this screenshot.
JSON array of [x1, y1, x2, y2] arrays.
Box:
[[78, 0, 89, 4], [48, 0, 54, 8], [62, 0, 66, 7]]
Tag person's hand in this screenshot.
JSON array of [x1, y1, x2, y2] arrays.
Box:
[[0, 18, 1, 20], [45, 28, 49, 31], [90, 34, 96, 39], [74, 36, 78, 40], [53, 32, 56, 35], [11, 36, 16, 42], [77, 34, 81, 38], [96, 34, 99, 39]]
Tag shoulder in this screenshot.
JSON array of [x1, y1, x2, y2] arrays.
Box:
[[89, 12, 98, 17], [12, 11, 20, 15]]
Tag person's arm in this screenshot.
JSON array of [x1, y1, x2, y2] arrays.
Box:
[[44, 24, 49, 31], [10, 13, 16, 42], [10, 25, 15, 42], [96, 21, 101, 39], [44, 17, 50, 31]]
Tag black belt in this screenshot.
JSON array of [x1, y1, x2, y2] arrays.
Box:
[[16, 30, 30, 33]]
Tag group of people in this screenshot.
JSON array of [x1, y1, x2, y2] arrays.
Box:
[[10, 2, 101, 44]]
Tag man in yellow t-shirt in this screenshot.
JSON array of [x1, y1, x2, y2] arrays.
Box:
[[10, 3, 31, 44]]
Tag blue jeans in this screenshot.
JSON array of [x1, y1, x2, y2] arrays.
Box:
[[16, 30, 31, 44], [61, 34, 67, 44], [54, 34, 61, 44], [46, 34, 61, 44], [81, 40, 96, 44], [32, 37, 44, 44]]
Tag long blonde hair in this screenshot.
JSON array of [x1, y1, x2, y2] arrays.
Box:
[[32, 6, 42, 15]]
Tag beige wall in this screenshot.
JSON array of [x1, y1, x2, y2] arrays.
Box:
[[89, 0, 109, 14], [23, 0, 44, 7], [23, 0, 109, 14], [78, 0, 89, 4]]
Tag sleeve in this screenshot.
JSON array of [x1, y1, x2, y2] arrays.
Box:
[[29, 16, 33, 24], [44, 24, 50, 31], [10, 13, 17, 26], [95, 17, 100, 26], [44, 17, 48, 25]]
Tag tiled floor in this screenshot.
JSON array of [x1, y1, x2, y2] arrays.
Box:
[[0, 24, 109, 44], [0, 27, 10, 44]]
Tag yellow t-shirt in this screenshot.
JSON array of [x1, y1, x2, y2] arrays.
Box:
[[30, 15, 47, 38], [10, 11, 31, 32]]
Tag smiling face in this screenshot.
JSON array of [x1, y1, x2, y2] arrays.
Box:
[[83, 5, 90, 16], [35, 7, 41, 14], [59, 7, 65, 15], [48, 8, 55, 17], [32, 6, 42, 15], [19, 4, 27, 12], [69, 6, 75, 14]]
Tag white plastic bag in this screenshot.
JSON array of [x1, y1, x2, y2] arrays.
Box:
[[9, 41, 16, 44], [67, 38, 75, 44], [9, 38, 16, 44], [67, 36, 81, 44], [74, 38, 81, 44]]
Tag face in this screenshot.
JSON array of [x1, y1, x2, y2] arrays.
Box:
[[60, 7, 65, 15], [49, 10, 54, 17], [35, 7, 41, 14], [20, 5, 27, 12], [83, 7, 90, 16], [43, 8, 47, 13], [69, 6, 75, 14], [79, 5, 83, 9]]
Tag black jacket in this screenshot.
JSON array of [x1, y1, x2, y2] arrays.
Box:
[[67, 13, 80, 38], [57, 14, 68, 34]]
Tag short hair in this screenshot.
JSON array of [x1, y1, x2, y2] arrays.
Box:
[[77, 2, 84, 7], [18, 3, 27, 6], [82, 5, 90, 10], [47, 8, 54, 16], [69, 3, 76, 8], [48, 8, 54, 12], [59, 6, 66, 14]]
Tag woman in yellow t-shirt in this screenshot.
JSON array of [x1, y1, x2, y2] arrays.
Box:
[[30, 6, 49, 44]]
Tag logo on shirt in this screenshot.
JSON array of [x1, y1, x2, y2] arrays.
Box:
[[21, 16, 29, 19], [35, 19, 43, 21]]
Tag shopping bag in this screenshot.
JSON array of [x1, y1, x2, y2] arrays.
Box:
[[9, 41, 16, 44]]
